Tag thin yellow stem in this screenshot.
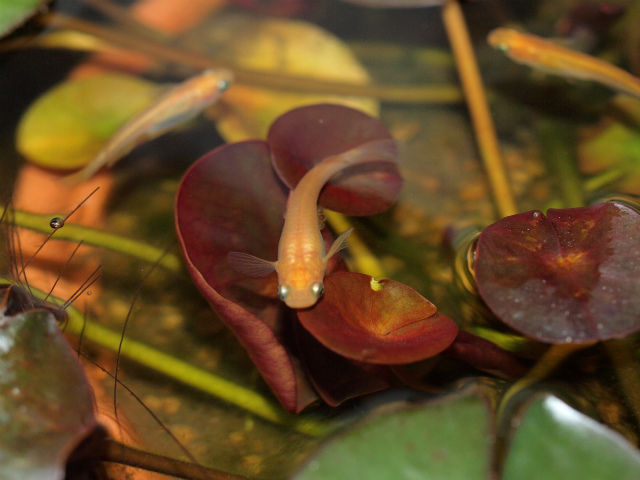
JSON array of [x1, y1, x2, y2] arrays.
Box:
[[441, 0, 517, 218], [323, 210, 386, 278]]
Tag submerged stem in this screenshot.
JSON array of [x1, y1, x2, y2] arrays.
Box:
[[441, 0, 517, 218], [42, 12, 462, 104], [323, 210, 386, 278], [3, 209, 182, 272], [605, 338, 640, 429]]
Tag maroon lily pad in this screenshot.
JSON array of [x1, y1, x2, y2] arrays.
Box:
[[297, 272, 458, 364], [474, 201, 640, 343], [175, 140, 317, 412], [267, 104, 402, 216]]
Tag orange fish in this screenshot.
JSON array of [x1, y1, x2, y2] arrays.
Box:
[[228, 139, 397, 309], [488, 27, 640, 99], [66, 68, 233, 183]]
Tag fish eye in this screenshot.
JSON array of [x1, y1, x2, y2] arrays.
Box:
[[277, 284, 290, 300], [218, 79, 231, 91], [310, 282, 324, 298]]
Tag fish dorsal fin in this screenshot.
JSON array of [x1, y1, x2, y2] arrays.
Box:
[[324, 228, 352, 261], [227, 251, 277, 277]]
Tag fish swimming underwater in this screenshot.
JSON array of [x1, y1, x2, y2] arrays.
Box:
[[228, 138, 397, 309], [65, 68, 233, 183], [488, 27, 640, 99]]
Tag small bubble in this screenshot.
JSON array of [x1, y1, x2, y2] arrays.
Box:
[[49, 217, 65, 229], [532, 211, 541, 218], [86, 291, 92, 296]]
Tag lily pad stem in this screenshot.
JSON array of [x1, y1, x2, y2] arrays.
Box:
[[497, 342, 593, 420], [2, 209, 182, 272], [441, 0, 517, 218], [323, 210, 386, 278], [42, 12, 462, 104]]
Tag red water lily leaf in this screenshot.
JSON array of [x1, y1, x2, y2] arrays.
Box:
[[267, 104, 402, 215], [298, 272, 458, 364], [175, 140, 317, 412], [474, 201, 640, 343]]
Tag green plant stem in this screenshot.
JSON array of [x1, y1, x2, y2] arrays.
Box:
[[496, 342, 593, 420], [1, 277, 331, 436], [42, 12, 462, 104], [3, 209, 182, 272], [605, 338, 640, 429], [537, 120, 584, 207], [441, 0, 517, 218], [104, 439, 252, 480]]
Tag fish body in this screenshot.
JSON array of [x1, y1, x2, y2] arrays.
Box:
[[228, 139, 396, 309], [488, 27, 640, 99], [66, 68, 233, 183]]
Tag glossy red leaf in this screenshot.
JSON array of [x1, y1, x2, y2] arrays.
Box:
[[267, 104, 402, 215], [298, 272, 458, 364], [474, 202, 640, 343], [175, 140, 317, 412]]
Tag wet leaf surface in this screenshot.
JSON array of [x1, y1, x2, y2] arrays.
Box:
[[268, 104, 402, 215], [474, 201, 640, 343], [503, 394, 640, 480], [0, 0, 51, 38], [298, 272, 458, 364], [0, 286, 96, 480], [16, 73, 159, 170]]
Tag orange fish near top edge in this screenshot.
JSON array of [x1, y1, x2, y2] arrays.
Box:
[[488, 27, 640, 99], [228, 139, 397, 309]]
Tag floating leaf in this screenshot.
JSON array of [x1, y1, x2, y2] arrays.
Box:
[[503, 394, 640, 479], [16, 73, 159, 170], [181, 12, 378, 141], [298, 272, 458, 364], [0, 0, 51, 38], [474, 201, 640, 343], [0, 286, 97, 480], [268, 104, 402, 215], [293, 389, 492, 480], [577, 95, 640, 194]]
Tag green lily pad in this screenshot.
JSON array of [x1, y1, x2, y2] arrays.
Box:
[[16, 72, 159, 170], [0, 286, 97, 480], [503, 394, 640, 480], [0, 0, 50, 38], [293, 390, 492, 480]]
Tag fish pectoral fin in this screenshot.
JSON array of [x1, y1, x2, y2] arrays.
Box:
[[227, 251, 276, 277], [325, 228, 352, 261]]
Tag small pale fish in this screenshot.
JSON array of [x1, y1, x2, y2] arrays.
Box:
[[488, 27, 640, 99], [65, 68, 233, 183], [228, 138, 397, 309]]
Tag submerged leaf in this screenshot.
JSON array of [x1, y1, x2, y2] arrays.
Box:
[[0, 0, 51, 38], [0, 286, 96, 480], [16, 73, 159, 170], [474, 202, 640, 343], [268, 104, 402, 215], [181, 12, 378, 141], [298, 272, 458, 364]]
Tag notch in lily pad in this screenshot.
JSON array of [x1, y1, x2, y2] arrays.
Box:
[[473, 201, 640, 343]]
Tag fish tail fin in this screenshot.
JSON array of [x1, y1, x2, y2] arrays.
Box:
[[338, 138, 398, 168]]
